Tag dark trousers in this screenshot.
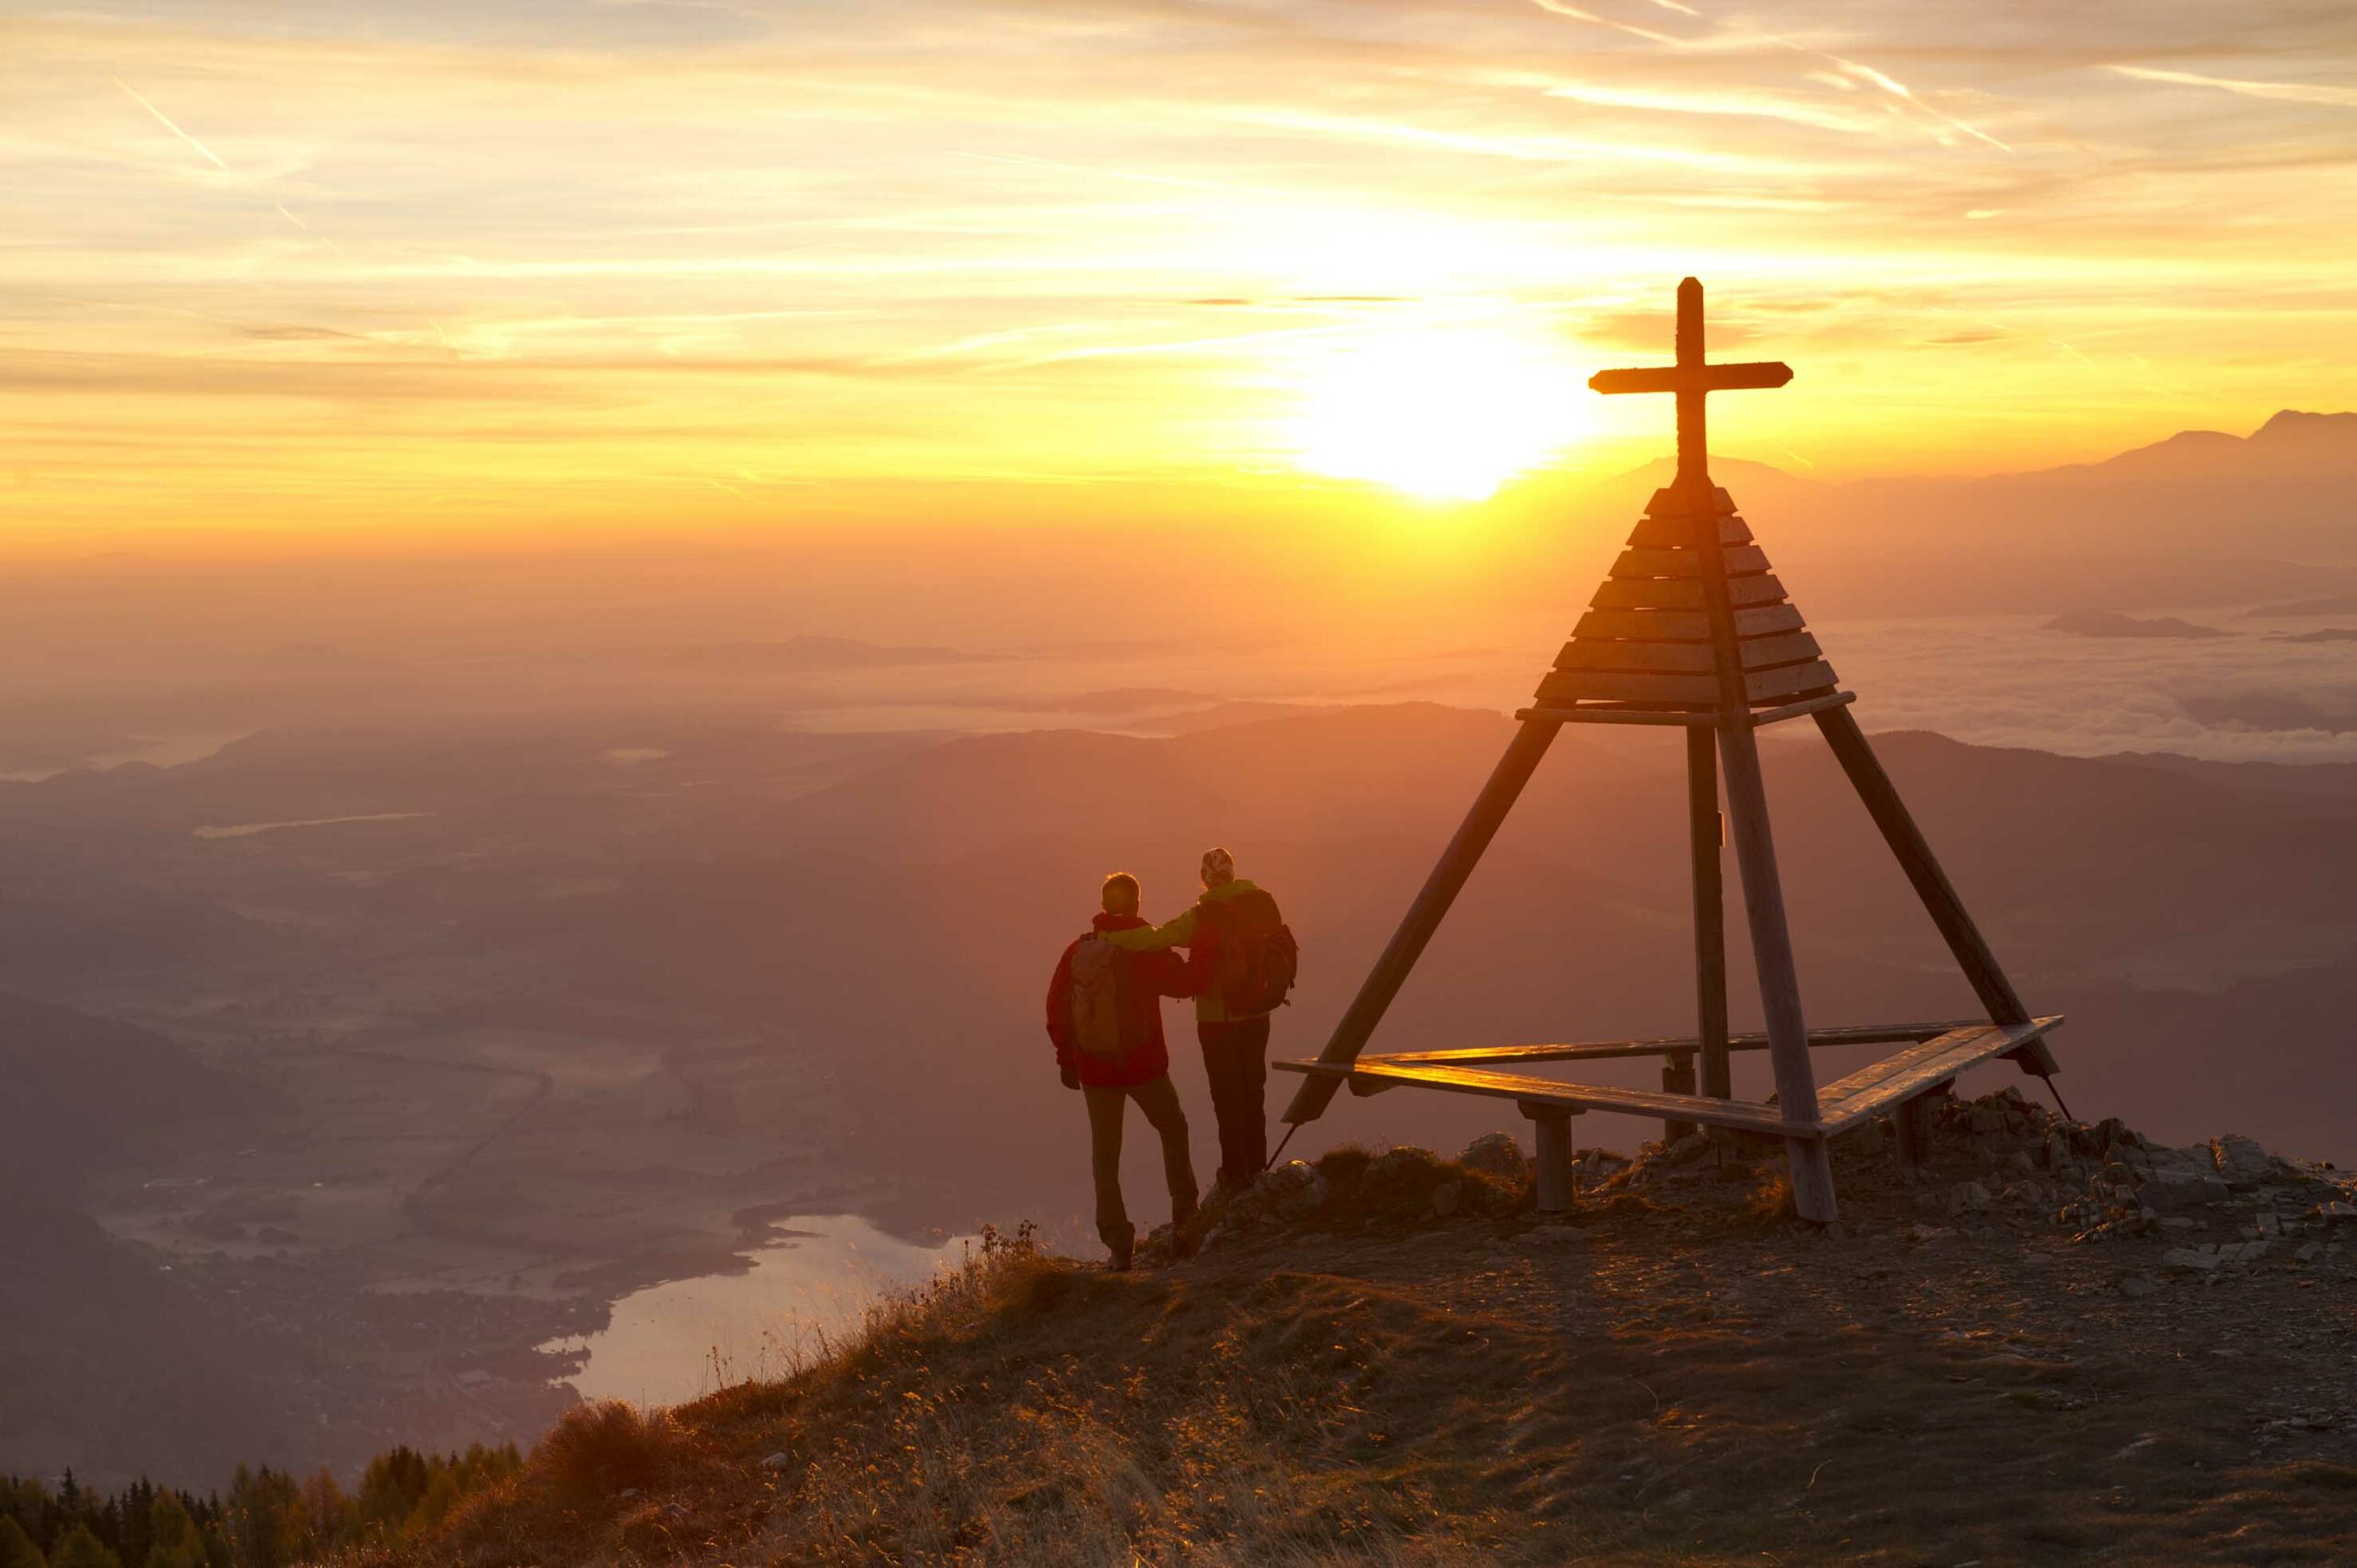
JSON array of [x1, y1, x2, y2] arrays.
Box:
[[1083, 1075, 1198, 1252], [1197, 1016, 1271, 1187]]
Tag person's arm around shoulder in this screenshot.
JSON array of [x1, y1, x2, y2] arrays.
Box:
[[1099, 904, 1198, 953], [1143, 944, 1201, 1000]]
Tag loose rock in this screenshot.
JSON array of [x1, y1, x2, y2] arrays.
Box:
[[1460, 1132, 1530, 1183]]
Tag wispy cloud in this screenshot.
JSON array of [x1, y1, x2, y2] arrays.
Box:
[[112, 76, 232, 171], [1527, 1, 1680, 47], [2107, 64, 2357, 109], [1542, 80, 1881, 135], [1526, 0, 2014, 151], [0, 1, 2349, 523]]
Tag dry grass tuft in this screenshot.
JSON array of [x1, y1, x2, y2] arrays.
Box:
[[531, 1400, 681, 1504], [1744, 1168, 1794, 1224]]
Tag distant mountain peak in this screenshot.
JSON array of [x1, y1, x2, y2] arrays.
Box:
[[2090, 408, 2357, 477], [2250, 408, 2357, 446]]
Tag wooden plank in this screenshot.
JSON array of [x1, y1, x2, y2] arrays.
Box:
[[1626, 511, 1751, 549], [1596, 360, 1790, 395], [1689, 725, 1730, 1100], [1741, 632, 1822, 670], [1819, 1016, 2060, 1107], [1611, 543, 1771, 580], [1570, 604, 1805, 644], [1741, 606, 1810, 636], [1517, 704, 1713, 727], [1749, 690, 1855, 728], [1817, 1017, 2063, 1132], [1818, 1025, 2001, 1110], [1553, 638, 1716, 675], [1280, 716, 1562, 1127], [1342, 1019, 1980, 1068], [1643, 485, 1736, 517], [1743, 659, 1838, 704], [1536, 668, 1720, 706], [1551, 630, 1819, 677], [1590, 574, 1787, 612], [1277, 1057, 1814, 1137], [1574, 608, 1714, 643]]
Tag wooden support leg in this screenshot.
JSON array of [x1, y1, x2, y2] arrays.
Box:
[[1811, 706, 2059, 1077], [1282, 716, 1562, 1127], [1525, 1105, 1577, 1214], [1685, 459, 1834, 1225], [1687, 725, 1731, 1100], [1718, 721, 1838, 1225], [1662, 1053, 1698, 1143], [1891, 1092, 1935, 1169]]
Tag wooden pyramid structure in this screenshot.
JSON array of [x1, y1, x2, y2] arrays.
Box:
[[1273, 278, 2064, 1225]]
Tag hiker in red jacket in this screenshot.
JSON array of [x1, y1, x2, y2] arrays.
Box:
[[1101, 847, 1298, 1193], [1045, 872, 1202, 1271]]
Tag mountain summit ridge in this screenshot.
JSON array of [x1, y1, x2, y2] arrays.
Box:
[[374, 1095, 2357, 1567]]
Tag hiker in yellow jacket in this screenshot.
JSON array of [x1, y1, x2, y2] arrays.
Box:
[[1102, 848, 1297, 1192]]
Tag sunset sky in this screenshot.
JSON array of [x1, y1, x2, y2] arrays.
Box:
[[4, 1, 2354, 543]]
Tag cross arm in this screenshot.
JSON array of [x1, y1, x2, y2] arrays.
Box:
[[1589, 361, 1793, 395]]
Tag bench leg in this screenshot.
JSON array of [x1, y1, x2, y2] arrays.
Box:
[[1892, 1082, 1955, 1170], [1662, 1054, 1698, 1144], [1891, 1092, 1934, 1168], [1525, 1106, 1577, 1214]]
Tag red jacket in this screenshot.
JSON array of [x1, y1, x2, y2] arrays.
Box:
[[1045, 912, 1200, 1088]]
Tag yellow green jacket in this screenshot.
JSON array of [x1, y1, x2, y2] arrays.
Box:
[[1101, 878, 1270, 1023]]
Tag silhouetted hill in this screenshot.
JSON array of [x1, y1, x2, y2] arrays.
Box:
[[662, 634, 988, 671], [2043, 610, 2228, 640], [0, 1191, 308, 1487], [2094, 409, 2357, 478], [0, 992, 261, 1196], [470, 703, 2357, 1233], [1518, 412, 2357, 619]]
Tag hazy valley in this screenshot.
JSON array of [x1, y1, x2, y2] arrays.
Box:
[[6, 418, 2357, 1494]]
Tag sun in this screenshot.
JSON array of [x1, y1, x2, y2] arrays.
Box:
[[1287, 326, 1586, 502]]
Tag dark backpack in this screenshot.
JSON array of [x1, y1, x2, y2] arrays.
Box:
[[1202, 888, 1297, 1016], [1067, 937, 1131, 1060]]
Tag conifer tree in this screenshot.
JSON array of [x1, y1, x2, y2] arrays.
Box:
[[46, 1526, 115, 1568], [143, 1495, 203, 1568], [0, 1516, 44, 1568], [115, 1481, 152, 1568]]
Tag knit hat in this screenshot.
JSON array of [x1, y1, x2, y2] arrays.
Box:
[[1200, 846, 1236, 888]]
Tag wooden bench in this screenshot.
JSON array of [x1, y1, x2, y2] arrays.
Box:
[[1275, 1016, 2063, 1209]]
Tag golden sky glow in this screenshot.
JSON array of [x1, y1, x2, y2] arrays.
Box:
[[4, 1, 2355, 541]]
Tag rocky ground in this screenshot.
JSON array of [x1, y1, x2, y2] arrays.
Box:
[[369, 1092, 2357, 1567]]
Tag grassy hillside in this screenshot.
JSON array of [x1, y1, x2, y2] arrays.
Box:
[[357, 1096, 2357, 1567]]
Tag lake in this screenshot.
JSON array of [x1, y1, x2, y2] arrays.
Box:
[[546, 1213, 978, 1406]]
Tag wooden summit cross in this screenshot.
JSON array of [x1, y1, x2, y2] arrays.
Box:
[[1273, 277, 2065, 1225]]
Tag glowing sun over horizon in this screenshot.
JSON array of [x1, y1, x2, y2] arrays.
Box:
[[1287, 328, 1591, 503]]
